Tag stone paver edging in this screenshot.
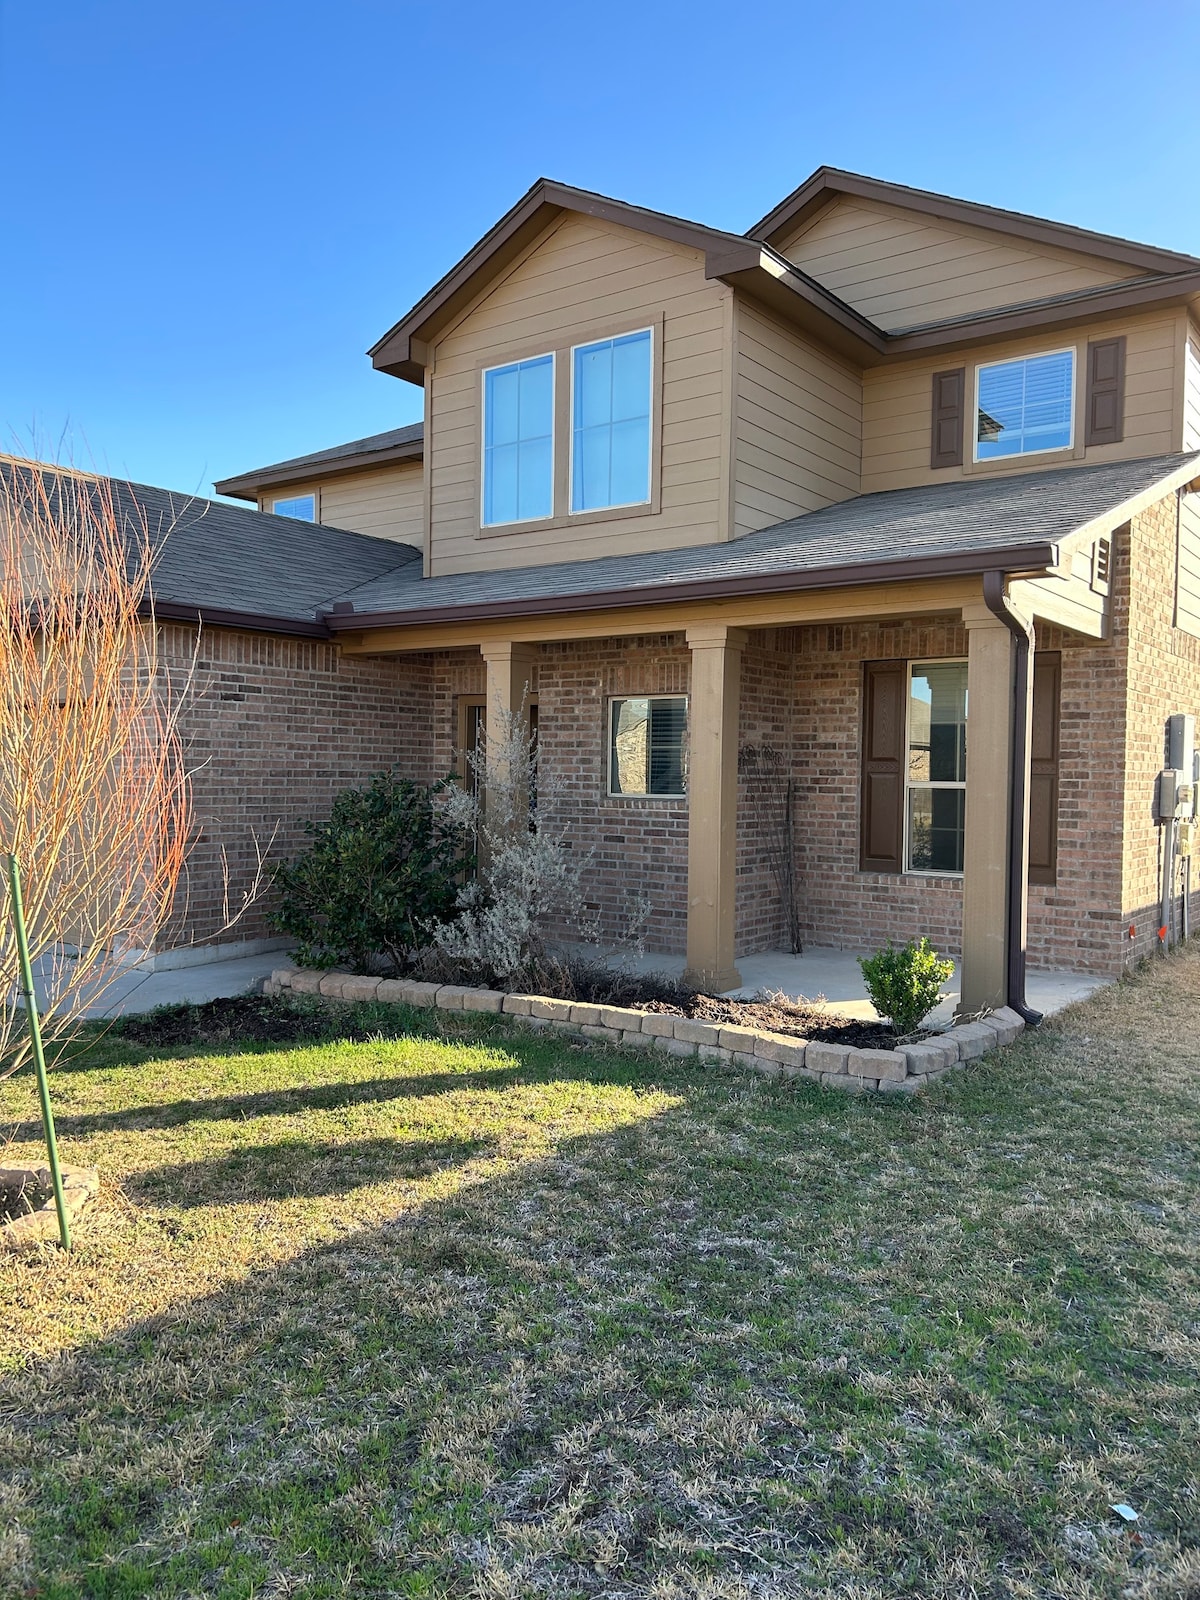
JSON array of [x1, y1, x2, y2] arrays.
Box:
[[0, 1164, 100, 1252], [264, 968, 1025, 1093]]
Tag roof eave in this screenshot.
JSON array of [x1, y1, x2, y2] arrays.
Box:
[[144, 597, 331, 639], [325, 541, 1061, 633], [214, 438, 424, 501]]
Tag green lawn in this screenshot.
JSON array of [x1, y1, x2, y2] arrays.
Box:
[[1, 952, 1199, 1599]]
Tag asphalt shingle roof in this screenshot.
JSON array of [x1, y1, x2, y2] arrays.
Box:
[[0, 460, 421, 625], [332, 451, 1200, 621], [6, 451, 1196, 631], [214, 424, 424, 495]]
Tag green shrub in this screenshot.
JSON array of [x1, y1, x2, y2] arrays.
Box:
[[269, 772, 469, 972], [857, 937, 955, 1037]]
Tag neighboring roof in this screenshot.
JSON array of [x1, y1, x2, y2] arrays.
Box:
[[0, 458, 421, 636], [327, 452, 1200, 629], [747, 167, 1200, 275], [214, 423, 424, 503]]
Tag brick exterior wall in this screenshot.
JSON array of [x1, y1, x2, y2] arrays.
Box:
[[1117, 493, 1200, 966], [161, 625, 433, 947], [162, 487, 1200, 980]]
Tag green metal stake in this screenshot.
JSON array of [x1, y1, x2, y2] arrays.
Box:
[[6, 853, 71, 1250]]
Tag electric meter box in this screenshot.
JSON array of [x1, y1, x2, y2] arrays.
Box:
[[1156, 768, 1181, 821], [1168, 713, 1195, 777]]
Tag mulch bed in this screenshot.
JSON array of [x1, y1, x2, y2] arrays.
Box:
[[641, 993, 898, 1049], [119, 989, 899, 1053]]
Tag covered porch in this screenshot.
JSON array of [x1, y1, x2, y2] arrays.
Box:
[[324, 456, 1195, 1015]]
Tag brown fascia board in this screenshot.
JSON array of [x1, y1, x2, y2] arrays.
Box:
[[368, 179, 757, 385], [145, 598, 331, 638], [325, 542, 1060, 633], [881, 269, 1200, 360], [750, 166, 1200, 276], [215, 436, 424, 502], [708, 243, 889, 362]]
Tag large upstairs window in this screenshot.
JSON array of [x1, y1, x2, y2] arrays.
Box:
[[975, 349, 1075, 461], [571, 329, 653, 513], [482, 353, 554, 526]]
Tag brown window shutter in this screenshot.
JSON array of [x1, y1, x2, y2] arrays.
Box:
[[929, 368, 965, 469], [1028, 651, 1061, 886], [1084, 336, 1125, 447], [860, 660, 906, 872]]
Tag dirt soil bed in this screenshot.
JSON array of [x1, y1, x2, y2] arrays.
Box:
[[120, 989, 898, 1053], [641, 992, 898, 1049]]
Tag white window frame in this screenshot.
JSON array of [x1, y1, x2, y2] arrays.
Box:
[[903, 659, 967, 876], [480, 351, 557, 529], [271, 491, 317, 521], [606, 693, 687, 798], [569, 326, 655, 517], [972, 346, 1076, 464]]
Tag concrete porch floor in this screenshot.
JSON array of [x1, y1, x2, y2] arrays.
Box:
[[616, 946, 1109, 1024], [44, 944, 1108, 1023]]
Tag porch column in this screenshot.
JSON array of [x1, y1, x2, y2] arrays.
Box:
[[958, 604, 1032, 1017], [480, 641, 537, 826], [684, 624, 747, 992]]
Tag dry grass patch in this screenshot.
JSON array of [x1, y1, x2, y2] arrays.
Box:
[[0, 957, 1198, 1598]]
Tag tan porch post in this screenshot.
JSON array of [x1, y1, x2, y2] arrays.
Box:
[[958, 602, 1030, 1017], [684, 624, 747, 992], [479, 641, 537, 824]]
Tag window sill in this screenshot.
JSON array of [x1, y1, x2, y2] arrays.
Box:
[[477, 497, 658, 540]]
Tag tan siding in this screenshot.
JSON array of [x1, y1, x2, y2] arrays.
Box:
[[731, 298, 861, 536], [427, 213, 731, 576], [1184, 322, 1200, 452], [1176, 495, 1200, 636], [778, 196, 1139, 331], [861, 312, 1180, 494], [260, 461, 425, 548]]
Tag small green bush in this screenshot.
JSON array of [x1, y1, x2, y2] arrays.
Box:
[[269, 772, 469, 972], [858, 937, 955, 1037]]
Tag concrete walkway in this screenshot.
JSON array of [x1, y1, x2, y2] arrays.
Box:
[[48, 943, 1108, 1023], [34, 952, 286, 1020]]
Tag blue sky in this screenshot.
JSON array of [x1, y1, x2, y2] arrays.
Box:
[[2, 0, 1198, 499]]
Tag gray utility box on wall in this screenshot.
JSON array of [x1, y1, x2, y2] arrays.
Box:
[[1167, 713, 1195, 779]]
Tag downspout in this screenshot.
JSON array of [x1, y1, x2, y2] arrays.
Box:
[[982, 570, 1044, 1026]]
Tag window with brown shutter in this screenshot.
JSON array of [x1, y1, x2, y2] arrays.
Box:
[[1084, 337, 1126, 447], [930, 368, 966, 469], [860, 660, 905, 872], [1028, 652, 1061, 886]]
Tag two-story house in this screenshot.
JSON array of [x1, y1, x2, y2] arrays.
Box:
[[32, 167, 1200, 1015]]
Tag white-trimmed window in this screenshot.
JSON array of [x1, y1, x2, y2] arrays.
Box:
[[272, 492, 316, 521], [905, 661, 967, 873], [482, 353, 554, 526], [974, 348, 1075, 461], [608, 695, 686, 796], [571, 329, 653, 513]]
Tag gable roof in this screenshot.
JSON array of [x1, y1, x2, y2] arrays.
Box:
[[367, 176, 882, 380], [326, 452, 1200, 629], [366, 170, 1200, 385], [214, 422, 423, 503], [748, 167, 1200, 276]]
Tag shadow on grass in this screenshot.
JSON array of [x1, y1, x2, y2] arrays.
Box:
[[127, 1133, 489, 1207], [47, 1063, 541, 1139], [3, 1007, 1194, 1600]]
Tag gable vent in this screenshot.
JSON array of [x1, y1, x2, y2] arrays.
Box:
[[1093, 536, 1112, 590]]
